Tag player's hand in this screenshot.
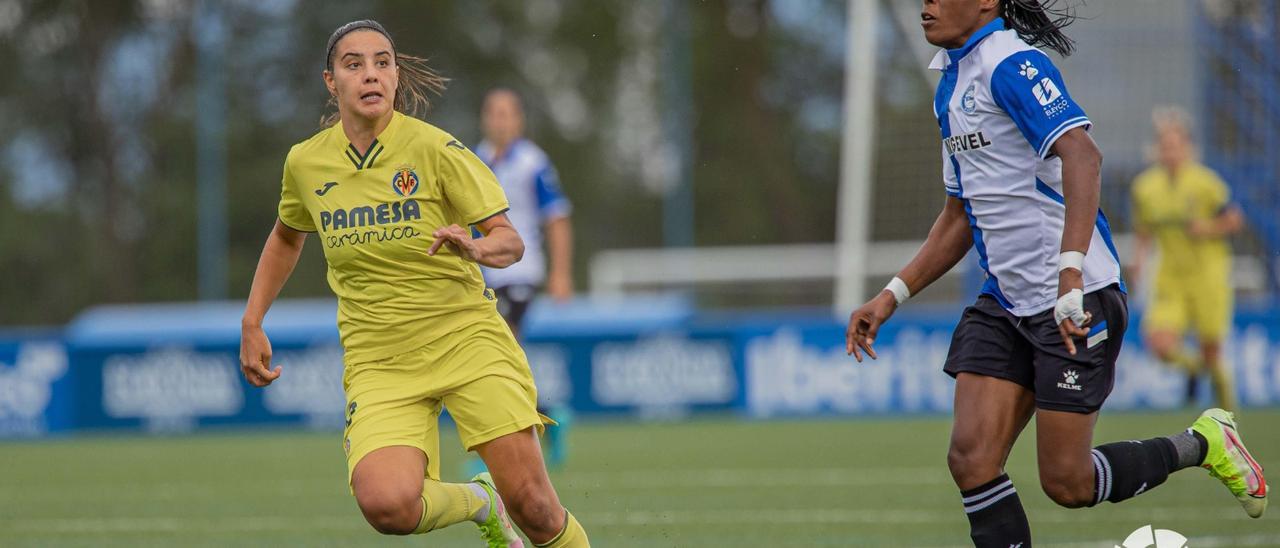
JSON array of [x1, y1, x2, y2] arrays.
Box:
[[428, 224, 483, 263], [1124, 260, 1142, 291], [1188, 218, 1213, 239], [1054, 269, 1091, 356], [846, 290, 897, 363], [239, 324, 282, 387], [547, 270, 573, 302]]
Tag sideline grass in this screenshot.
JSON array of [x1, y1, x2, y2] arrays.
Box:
[[2, 410, 1277, 547]]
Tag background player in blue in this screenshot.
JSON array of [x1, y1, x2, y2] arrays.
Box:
[[476, 88, 575, 468], [844, 2, 1267, 546]]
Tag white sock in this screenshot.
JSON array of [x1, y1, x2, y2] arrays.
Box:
[[470, 483, 492, 523]]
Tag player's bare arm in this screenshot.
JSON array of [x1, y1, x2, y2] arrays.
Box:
[[1190, 203, 1245, 239], [847, 195, 972, 361], [240, 219, 307, 387], [1050, 126, 1102, 354], [428, 212, 525, 268], [545, 216, 574, 301], [1129, 227, 1152, 287]]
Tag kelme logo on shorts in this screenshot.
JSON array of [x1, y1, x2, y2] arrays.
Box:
[[1058, 369, 1083, 391], [391, 166, 419, 197], [345, 401, 357, 427]]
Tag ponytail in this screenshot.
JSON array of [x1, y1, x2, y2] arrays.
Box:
[[1001, 0, 1080, 57], [390, 53, 448, 121]]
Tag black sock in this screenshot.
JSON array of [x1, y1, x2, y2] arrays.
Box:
[[960, 474, 1031, 548], [1091, 438, 1178, 504]]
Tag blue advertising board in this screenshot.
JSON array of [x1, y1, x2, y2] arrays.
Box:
[[3, 297, 1280, 437], [0, 332, 71, 436], [63, 300, 344, 432]]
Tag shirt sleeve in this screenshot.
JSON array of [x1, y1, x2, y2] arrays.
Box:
[[437, 136, 510, 225], [990, 50, 1091, 159], [1202, 169, 1232, 215], [534, 163, 572, 220], [277, 152, 317, 232]]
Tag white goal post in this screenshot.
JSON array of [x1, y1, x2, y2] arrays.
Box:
[[833, 0, 880, 316]]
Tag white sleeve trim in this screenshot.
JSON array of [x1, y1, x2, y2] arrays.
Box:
[[1037, 116, 1091, 159]]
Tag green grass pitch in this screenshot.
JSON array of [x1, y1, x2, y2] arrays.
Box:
[[2, 411, 1277, 547]]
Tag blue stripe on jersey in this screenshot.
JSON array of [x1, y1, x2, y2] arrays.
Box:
[[939, 59, 1012, 308], [934, 69, 957, 127], [1087, 320, 1108, 337], [1034, 179, 1127, 294], [966, 197, 1015, 308], [1094, 209, 1126, 293], [989, 49, 1090, 159], [534, 167, 558, 208], [1035, 178, 1065, 205], [533, 165, 571, 219]]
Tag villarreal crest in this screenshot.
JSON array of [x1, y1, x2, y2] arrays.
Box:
[[391, 167, 419, 197]]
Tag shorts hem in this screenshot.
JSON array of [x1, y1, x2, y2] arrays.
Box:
[[1035, 401, 1102, 414], [461, 416, 550, 452], [346, 440, 432, 492], [943, 365, 1034, 391]]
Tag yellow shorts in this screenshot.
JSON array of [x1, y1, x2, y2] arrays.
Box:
[[341, 313, 549, 486], [1143, 276, 1233, 341]]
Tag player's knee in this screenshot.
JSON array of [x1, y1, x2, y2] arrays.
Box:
[[502, 479, 562, 536], [1039, 473, 1093, 508], [1201, 344, 1223, 367], [947, 441, 999, 485], [1145, 333, 1176, 360], [355, 487, 421, 535]]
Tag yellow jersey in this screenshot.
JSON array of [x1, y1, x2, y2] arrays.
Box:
[[278, 112, 510, 366], [1130, 161, 1232, 284]]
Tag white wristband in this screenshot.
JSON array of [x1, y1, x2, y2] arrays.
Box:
[[1058, 251, 1085, 273], [884, 277, 911, 305]]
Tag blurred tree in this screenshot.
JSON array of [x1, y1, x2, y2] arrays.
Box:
[[1, 0, 160, 321], [0, 0, 847, 326], [692, 0, 844, 245]]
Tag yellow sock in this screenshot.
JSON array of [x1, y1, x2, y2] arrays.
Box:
[[1167, 347, 1201, 373], [412, 479, 487, 534], [534, 509, 589, 547], [1207, 359, 1237, 412]]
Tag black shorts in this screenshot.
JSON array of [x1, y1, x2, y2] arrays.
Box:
[[493, 284, 538, 330], [943, 284, 1128, 414]]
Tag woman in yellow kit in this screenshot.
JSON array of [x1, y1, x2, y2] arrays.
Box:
[[238, 20, 588, 548], [1130, 107, 1244, 411]]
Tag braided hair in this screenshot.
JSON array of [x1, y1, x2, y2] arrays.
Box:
[[1001, 0, 1080, 57]]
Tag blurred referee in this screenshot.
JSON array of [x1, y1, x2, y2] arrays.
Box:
[[476, 88, 574, 468]]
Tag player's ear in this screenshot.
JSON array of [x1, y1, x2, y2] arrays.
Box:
[[322, 70, 337, 97]]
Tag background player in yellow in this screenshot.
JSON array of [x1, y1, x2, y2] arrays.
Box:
[[238, 20, 589, 548], [1130, 107, 1245, 411]]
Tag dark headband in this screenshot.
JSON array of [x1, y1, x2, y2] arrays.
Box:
[[325, 19, 395, 69]]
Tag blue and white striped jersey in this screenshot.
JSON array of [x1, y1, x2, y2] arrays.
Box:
[[475, 138, 572, 288], [931, 18, 1123, 316]]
